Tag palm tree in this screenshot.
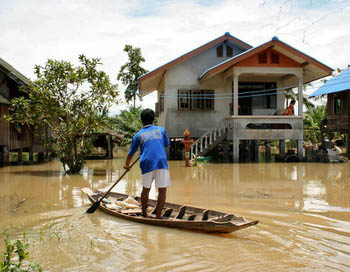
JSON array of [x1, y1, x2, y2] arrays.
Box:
[[303, 105, 327, 144]]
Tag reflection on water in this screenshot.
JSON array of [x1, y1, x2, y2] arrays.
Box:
[[0, 160, 349, 271]]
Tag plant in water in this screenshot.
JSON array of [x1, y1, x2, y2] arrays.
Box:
[[0, 234, 42, 272]]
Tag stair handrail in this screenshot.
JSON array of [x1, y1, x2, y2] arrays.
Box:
[[190, 119, 228, 160]]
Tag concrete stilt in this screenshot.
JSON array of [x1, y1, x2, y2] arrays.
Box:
[[265, 140, 271, 162], [297, 139, 303, 161], [233, 139, 239, 163], [279, 140, 285, 156]]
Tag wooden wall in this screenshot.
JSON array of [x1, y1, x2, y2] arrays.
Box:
[[0, 104, 10, 146], [0, 71, 34, 151], [326, 91, 350, 132]]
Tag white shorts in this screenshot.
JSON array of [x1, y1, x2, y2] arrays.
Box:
[[142, 169, 171, 189]]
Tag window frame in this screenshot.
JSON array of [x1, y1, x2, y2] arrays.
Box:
[[177, 89, 215, 111]]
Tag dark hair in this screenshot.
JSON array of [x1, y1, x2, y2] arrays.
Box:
[[291, 99, 296, 104], [141, 108, 155, 126]]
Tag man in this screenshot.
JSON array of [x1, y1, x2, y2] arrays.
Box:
[[124, 109, 170, 218], [283, 99, 296, 115]]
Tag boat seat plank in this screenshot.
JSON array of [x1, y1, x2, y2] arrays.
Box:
[[212, 214, 233, 222], [188, 214, 196, 221], [162, 208, 173, 218], [202, 210, 209, 221], [175, 206, 186, 219], [120, 209, 142, 215]]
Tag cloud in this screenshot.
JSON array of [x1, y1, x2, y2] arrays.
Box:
[[1, 0, 349, 113]]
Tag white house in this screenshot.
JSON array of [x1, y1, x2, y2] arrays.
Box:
[[139, 33, 333, 162]]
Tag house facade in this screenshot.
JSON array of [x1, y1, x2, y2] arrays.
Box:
[[0, 57, 45, 164], [139, 33, 333, 162]]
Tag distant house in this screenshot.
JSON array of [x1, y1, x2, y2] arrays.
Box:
[[139, 33, 333, 162], [310, 66, 350, 158], [0, 57, 44, 164]]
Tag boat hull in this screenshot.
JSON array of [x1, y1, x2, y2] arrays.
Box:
[[82, 188, 258, 233]]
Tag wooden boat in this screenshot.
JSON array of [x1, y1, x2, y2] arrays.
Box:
[[82, 188, 258, 233]]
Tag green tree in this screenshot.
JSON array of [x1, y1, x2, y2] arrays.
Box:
[[117, 45, 148, 108], [6, 55, 119, 174], [109, 106, 143, 145], [303, 104, 327, 144]]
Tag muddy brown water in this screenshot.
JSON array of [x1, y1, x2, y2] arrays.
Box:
[[0, 159, 349, 271]]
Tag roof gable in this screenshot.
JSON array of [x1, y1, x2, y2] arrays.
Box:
[[0, 57, 29, 86], [235, 48, 302, 67], [199, 38, 333, 83], [139, 33, 252, 94]]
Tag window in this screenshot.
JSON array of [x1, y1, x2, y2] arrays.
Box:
[[159, 95, 164, 112], [192, 90, 202, 110], [216, 45, 223, 57], [258, 52, 267, 64], [178, 90, 190, 110], [334, 96, 342, 115], [271, 52, 280, 64], [178, 90, 214, 111], [226, 45, 233, 57]]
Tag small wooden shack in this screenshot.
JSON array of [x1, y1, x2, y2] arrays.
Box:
[[0, 57, 42, 164], [310, 66, 350, 158]]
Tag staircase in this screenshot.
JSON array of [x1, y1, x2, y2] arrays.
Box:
[[190, 119, 228, 159]]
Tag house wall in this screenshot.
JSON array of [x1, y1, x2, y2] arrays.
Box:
[[160, 42, 244, 138], [156, 42, 243, 137]]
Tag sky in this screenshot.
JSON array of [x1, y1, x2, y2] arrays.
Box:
[[1, 0, 350, 114]]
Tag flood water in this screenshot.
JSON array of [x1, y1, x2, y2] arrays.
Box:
[[0, 158, 349, 271]]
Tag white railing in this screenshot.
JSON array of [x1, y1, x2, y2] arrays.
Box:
[[190, 119, 227, 159]]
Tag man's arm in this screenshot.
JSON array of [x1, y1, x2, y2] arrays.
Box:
[[124, 154, 133, 170]]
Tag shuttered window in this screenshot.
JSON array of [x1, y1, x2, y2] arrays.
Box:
[[217, 45, 223, 57], [178, 90, 214, 111], [226, 45, 233, 57], [259, 52, 267, 64]]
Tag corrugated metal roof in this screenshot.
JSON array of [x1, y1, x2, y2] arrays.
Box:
[[0, 57, 30, 85], [309, 67, 350, 97], [0, 93, 10, 105]]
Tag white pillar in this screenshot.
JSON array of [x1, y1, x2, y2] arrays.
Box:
[[233, 138, 239, 163], [298, 74, 303, 116], [233, 74, 239, 116]]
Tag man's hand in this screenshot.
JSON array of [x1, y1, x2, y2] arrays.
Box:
[[124, 164, 131, 170]]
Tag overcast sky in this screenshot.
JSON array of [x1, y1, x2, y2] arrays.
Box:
[[1, 0, 349, 113]]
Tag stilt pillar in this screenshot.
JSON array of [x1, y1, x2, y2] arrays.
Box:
[[233, 139, 239, 163], [17, 148, 23, 164], [29, 147, 34, 163], [297, 139, 303, 161], [279, 140, 285, 156], [346, 134, 350, 159], [265, 140, 271, 162]]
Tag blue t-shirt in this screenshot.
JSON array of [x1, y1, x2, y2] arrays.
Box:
[[128, 125, 170, 174]]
